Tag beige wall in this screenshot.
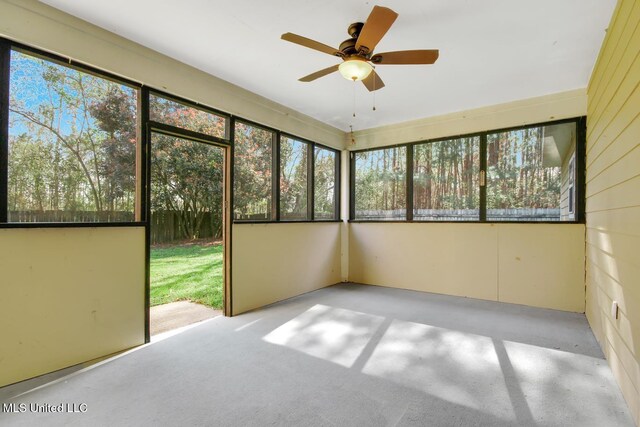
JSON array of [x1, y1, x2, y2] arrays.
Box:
[[0, 227, 145, 387], [585, 0, 640, 423], [349, 223, 585, 312], [232, 223, 342, 315]]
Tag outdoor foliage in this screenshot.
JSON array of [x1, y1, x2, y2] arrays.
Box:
[[280, 136, 308, 219], [413, 137, 480, 220], [8, 50, 137, 221], [150, 94, 226, 139], [151, 134, 223, 240], [354, 147, 407, 219], [149, 94, 226, 240], [314, 147, 336, 219], [233, 122, 273, 220], [8, 50, 229, 237], [354, 125, 570, 221], [487, 127, 561, 219]]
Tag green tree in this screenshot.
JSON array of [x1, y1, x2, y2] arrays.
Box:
[[233, 122, 272, 220], [8, 51, 137, 220]]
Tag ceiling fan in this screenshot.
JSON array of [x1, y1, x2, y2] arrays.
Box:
[[281, 6, 439, 92]]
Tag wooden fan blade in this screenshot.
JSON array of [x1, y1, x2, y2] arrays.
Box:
[[371, 49, 439, 65], [362, 70, 385, 92], [355, 6, 398, 53], [281, 33, 341, 56], [299, 64, 340, 82]]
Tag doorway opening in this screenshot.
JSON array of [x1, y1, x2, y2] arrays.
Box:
[[149, 132, 226, 336]]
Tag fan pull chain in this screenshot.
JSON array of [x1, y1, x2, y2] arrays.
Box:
[[372, 66, 377, 111], [352, 80, 356, 117]]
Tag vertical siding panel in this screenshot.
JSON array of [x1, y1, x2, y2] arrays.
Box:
[[587, 0, 640, 419]]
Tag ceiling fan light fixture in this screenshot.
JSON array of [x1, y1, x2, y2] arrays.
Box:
[[338, 58, 373, 81]]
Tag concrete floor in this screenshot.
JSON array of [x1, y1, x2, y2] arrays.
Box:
[[0, 283, 633, 426], [150, 301, 221, 336]]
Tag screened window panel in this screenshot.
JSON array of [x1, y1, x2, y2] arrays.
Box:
[[413, 137, 480, 221], [314, 147, 337, 220], [486, 122, 576, 221], [233, 122, 273, 220], [354, 147, 406, 220], [150, 93, 227, 139], [8, 50, 138, 223], [280, 137, 308, 220]]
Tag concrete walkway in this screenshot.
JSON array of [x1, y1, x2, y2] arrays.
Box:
[[150, 301, 221, 336]]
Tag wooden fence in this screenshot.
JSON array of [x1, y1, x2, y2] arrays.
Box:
[[356, 208, 562, 221], [150, 210, 221, 244], [9, 210, 134, 223], [9, 210, 222, 244]]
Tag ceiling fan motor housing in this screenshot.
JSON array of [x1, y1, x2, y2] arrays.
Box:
[[339, 38, 358, 56], [347, 22, 364, 39]]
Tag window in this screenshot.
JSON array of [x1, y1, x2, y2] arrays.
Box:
[[1, 40, 341, 227], [279, 136, 309, 220], [314, 146, 337, 219], [354, 146, 406, 220], [233, 121, 274, 220], [487, 122, 576, 221], [232, 127, 338, 222], [414, 137, 480, 220], [7, 49, 138, 223], [350, 118, 583, 223], [149, 93, 227, 139]]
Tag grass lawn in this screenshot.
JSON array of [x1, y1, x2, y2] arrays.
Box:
[[150, 242, 223, 309]]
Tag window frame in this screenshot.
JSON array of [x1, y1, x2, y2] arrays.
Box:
[[0, 38, 341, 227], [232, 118, 277, 221], [568, 153, 576, 216], [313, 144, 340, 221], [350, 144, 409, 221], [412, 135, 481, 222], [232, 124, 341, 224], [149, 89, 231, 141], [349, 116, 586, 224], [0, 39, 144, 228]]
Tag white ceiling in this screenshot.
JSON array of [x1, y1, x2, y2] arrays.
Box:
[[41, 0, 616, 131]]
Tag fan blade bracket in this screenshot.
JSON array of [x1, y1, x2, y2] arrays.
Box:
[[371, 49, 439, 65]]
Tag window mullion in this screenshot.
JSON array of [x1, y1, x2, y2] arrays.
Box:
[[335, 150, 341, 221], [479, 133, 487, 222], [273, 132, 280, 221], [0, 40, 9, 223], [349, 151, 355, 220], [406, 144, 414, 221], [308, 143, 314, 221]]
